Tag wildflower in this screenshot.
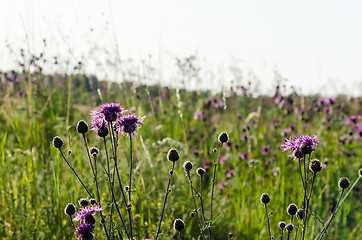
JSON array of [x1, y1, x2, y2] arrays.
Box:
[[91, 102, 123, 122], [260, 193, 271, 204], [345, 115, 361, 125], [338, 177, 350, 189], [280, 128, 290, 137], [78, 198, 90, 207], [240, 152, 249, 160], [76, 223, 95, 240], [281, 134, 319, 159], [262, 145, 270, 155], [309, 159, 322, 173], [297, 209, 305, 220], [219, 156, 226, 164], [73, 205, 103, 222], [226, 169, 234, 178], [116, 114, 145, 136], [90, 118, 109, 137], [173, 218, 185, 231], [217, 181, 227, 190], [89, 147, 99, 156], [285, 223, 294, 232]]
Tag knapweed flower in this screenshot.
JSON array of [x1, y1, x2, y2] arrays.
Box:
[[226, 169, 234, 178], [73, 205, 103, 222], [76, 223, 95, 240], [281, 134, 319, 159], [90, 118, 109, 137], [240, 152, 249, 160], [345, 115, 361, 125], [91, 102, 124, 122], [262, 145, 270, 155], [116, 114, 145, 136]]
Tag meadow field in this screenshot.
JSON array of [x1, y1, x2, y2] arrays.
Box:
[[0, 63, 361, 240]]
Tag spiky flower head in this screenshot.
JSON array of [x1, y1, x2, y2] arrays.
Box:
[[91, 102, 124, 122], [281, 134, 319, 159], [218, 132, 229, 143], [116, 114, 145, 136], [76, 223, 95, 240], [309, 159, 322, 173], [173, 218, 185, 231], [52, 136, 64, 149], [278, 221, 286, 229], [77, 120, 89, 134], [338, 177, 350, 189], [90, 118, 109, 137], [260, 193, 271, 204], [89, 147, 99, 156], [73, 205, 103, 222], [167, 149, 179, 162], [64, 203, 76, 216], [287, 204, 298, 216], [183, 161, 193, 171]]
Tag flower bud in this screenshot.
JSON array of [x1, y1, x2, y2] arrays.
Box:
[[89, 147, 99, 156], [78, 198, 90, 207], [278, 221, 286, 229], [286, 223, 294, 232], [173, 218, 185, 231], [76, 120, 88, 134], [309, 159, 322, 173], [218, 132, 229, 143], [196, 167, 206, 176], [297, 209, 305, 220], [167, 149, 179, 162], [260, 193, 271, 204], [183, 161, 193, 171], [64, 203, 76, 216], [287, 204, 298, 216], [52, 136, 63, 149], [338, 177, 350, 189]]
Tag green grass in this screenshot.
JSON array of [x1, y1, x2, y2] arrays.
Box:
[[0, 72, 361, 239]]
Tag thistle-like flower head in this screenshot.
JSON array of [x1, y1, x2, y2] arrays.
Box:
[[116, 114, 145, 136]]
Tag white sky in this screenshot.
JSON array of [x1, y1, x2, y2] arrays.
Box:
[[1, 0, 362, 96]]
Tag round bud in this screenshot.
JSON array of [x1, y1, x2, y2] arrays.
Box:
[[85, 214, 96, 224], [64, 203, 76, 216], [218, 132, 229, 143], [359, 168, 362, 177], [286, 223, 294, 232], [338, 177, 350, 189], [173, 218, 185, 231], [98, 126, 109, 138], [76, 120, 88, 134], [167, 149, 179, 162], [260, 193, 271, 204], [189, 211, 195, 217], [90, 199, 97, 205], [297, 209, 305, 220], [68, 150, 72, 155], [309, 159, 322, 173], [213, 148, 217, 153], [90, 147, 99, 156], [196, 167, 206, 176], [287, 204, 298, 216], [270, 211, 274, 216], [78, 198, 90, 207], [124, 186, 130, 192], [278, 221, 286, 229], [169, 170, 174, 175], [228, 232, 233, 239], [52, 136, 63, 149], [183, 161, 193, 171]]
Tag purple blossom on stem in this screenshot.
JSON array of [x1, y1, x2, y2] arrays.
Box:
[[91, 102, 124, 122], [217, 181, 227, 190], [90, 118, 108, 134], [345, 115, 361, 125], [116, 114, 145, 136], [262, 145, 270, 155], [240, 152, 249, 160], [226, 169, 234, 178], [73, 205, 103, 222], [281, 134, 319, 159], [76, 223, 95, 240]]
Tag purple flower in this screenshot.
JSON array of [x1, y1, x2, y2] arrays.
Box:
[[76, 223, 94, 240], [274, 96, 284, 104], [217, 181, 227, 190], [262, 145, 270, 155], [219, 156, 226, 164], [326, 98, 335, 104], [240, 152, 249, 160], [295, 108, 302, 115], [226, 169, 234, 178], [289, 124, 296, 131], [281, 134, 319, 158], [73, 205, 103, 222], [345, 115, 361, 125], [280, 128, 291, 137], [317, 99, 325, 107], [91, 102, 124, 122], [116, 114, 145, 136], [90, 118, 108, 134]]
